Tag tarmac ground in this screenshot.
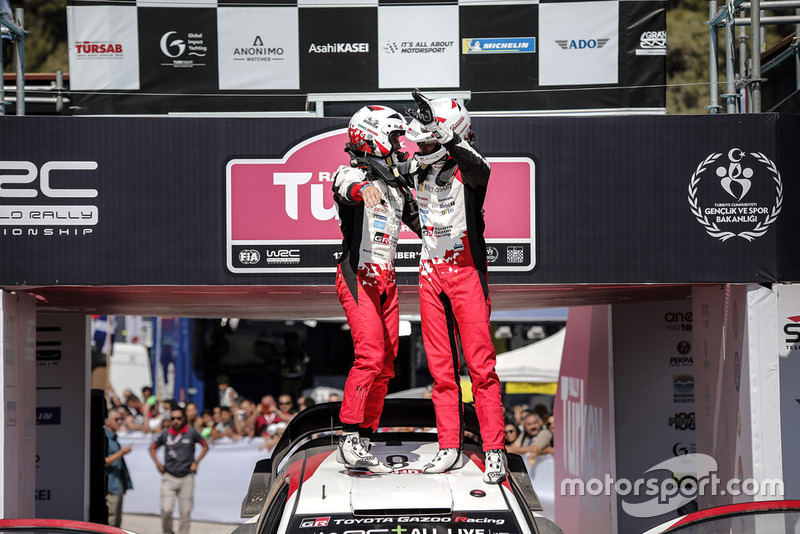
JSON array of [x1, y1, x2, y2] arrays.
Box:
[[122, 513, 240, 534]]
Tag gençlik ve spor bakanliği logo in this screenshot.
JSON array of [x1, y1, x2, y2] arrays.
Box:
[[688, 148, 782, 242]]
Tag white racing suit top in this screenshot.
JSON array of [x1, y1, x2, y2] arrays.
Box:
[[332, 159, 420, 287], [402, 134, 490, 272]]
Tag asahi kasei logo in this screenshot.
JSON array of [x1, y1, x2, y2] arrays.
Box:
[[688, 148, 782, 242]]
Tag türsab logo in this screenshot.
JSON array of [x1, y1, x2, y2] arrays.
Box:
[[74, 41, 124, 59]]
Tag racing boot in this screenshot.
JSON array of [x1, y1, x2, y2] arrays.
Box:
[[422, 448, 461, 474], [483, 449, 507, 484], [338, 432, 393, 474], [336, 435, 370, 463]]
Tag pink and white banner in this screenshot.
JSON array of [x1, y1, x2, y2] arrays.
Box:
[[226, 128, 536, 273]]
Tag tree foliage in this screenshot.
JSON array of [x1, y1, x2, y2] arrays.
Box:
[[667, 0, 714, 114]]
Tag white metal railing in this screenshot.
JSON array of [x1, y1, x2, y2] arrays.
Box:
[[306, 91, 471, 117]]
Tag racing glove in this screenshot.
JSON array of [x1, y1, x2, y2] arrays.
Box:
[[407, 89, 453, 145]]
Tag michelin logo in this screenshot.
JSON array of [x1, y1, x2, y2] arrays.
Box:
[[462, 37, 536, 54]]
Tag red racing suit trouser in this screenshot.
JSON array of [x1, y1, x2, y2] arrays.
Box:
[[419, 260, 505, 451], [332, 160, 420, 431], [336, 263, 399, 431], [412, 135, 505, 452]]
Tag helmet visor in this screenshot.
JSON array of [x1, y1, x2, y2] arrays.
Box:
[[405, 118, 436, 143]]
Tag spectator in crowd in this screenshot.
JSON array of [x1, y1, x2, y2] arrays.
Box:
[[328, 393, 341, 403], [184, 402, 199, 430], [104, 408, 133, 528], [545, 413, 555, 452], [150, 404, 209, 534], [504, 422, 521, 447], [237, 398, 258, 437], [507, 412, 553, 460], [122, 395, 148, 432], [142, 386, 158, 415], [297, 396, 316, 412], [276, 394, 295, 423], [217, 375, 237, 408], [253, 395, 280, 437], [210, 406, 241, 442], [198, 409, 214, 440], [148, 399, 174, 433], [258, 422, 287, 453], [212, 406, 221, 426], [532, 403, 551, 424], [512, 404, 529, 427], [121, 389, 135, 405], [105, 381, 123, 410]]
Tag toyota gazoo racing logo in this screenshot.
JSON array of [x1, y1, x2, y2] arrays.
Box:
[[689, 148, 782, 241], [299, 516, 329, 528]]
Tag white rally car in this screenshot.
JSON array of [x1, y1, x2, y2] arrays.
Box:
[[233, 399, 563, 534]]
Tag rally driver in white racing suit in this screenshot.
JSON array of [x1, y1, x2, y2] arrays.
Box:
[[404, 90, 506, 484], [332, 105, 420, 473]]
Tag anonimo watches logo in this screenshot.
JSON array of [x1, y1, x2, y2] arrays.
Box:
[[688, 148, 782, 242]]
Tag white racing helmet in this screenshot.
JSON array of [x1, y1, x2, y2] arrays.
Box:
[[406, 98, 474, 164], [347, 105, 407, 157]]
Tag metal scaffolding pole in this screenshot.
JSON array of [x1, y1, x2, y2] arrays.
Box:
[[709, 0, 722, 113], [725, 1, 739, 112], [739, 25, 748, 111], [13, 8, 24, 115], [750, 0, 762, 111], [796, 8, 800, 90]]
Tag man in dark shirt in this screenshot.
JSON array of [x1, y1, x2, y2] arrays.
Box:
[[150, 404, 209, 534], [104, 407, 133, 527]]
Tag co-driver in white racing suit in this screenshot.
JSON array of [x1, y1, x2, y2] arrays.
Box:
[[332, 105, 420, 473], [403, 91, 506, 484]]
